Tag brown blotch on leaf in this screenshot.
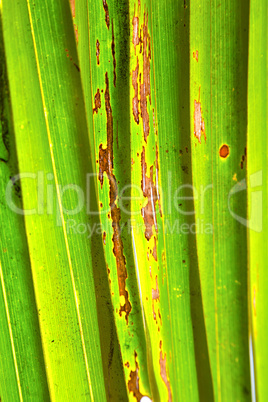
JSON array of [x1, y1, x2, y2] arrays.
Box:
[[70, 0, 75, 17], [111, 22, 116, 86], [93, 89, 101, 114], [140, 12, 151, 142], [98, 73, 131, 323], [160, 346, 172, 402], [152, 276, 160, 300], [194, 100, 206, 143], [132, 58, 140, 124], [219, 144, 230, 158], [70, 0, 79, 43], [152, 276, 160, 320], [155, 144, 162, 216], [141, 147, 159, 240], [132, 16, 140, 53], [193, 50, 199, 62], [96, 40, 100, 65], [128, 352, 144, 401], [152, 237, 157, 261], [102, 0, 110, 29], [240, 149, 247, 169], [103, 231, 106, 245]]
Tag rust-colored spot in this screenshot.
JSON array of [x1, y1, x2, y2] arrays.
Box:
[[132, 16, 140, 53], [152, 237, 157, 261], [140, 12, 151, 142], [103, 231, 106, 245], [158, 309, 162, 325], [152, 276, 160, 320], [125, 361, 130, 368], [99, 73, 131, 323], [102, 0, 110, 29], [93, 89, 101, 114], [70, 0, 75, 16], [155, 144, 162, 216], [128, 352, 144, 401], [111, 22, 116, 86], [219, 144, 229, 158], [141, 147, 159, 240], [193, 50, 199, 62], [194, 99, 206, 143], [96, 40, 100, 65], [132, 58, 140, 124], [65, 49, 80, 71], [152, 276, 160, 300], [69, 0, 79, 43], [160, 346, 172, 402]]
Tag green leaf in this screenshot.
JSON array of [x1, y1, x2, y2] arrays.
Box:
[[190, 0, 251, 400], [248, 0, 268, 400], [0, 14, 49, 400], [2, 0, 107, 399], [151, 1, 213, 400], [74, 0, 153, 399]]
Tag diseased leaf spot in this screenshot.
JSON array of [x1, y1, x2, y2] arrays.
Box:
[[111, 22, 116, 86], [65, 49, 80, 71], [93, 89, 101, 114], [240, 148, 247, 169], [128, 352, 145, 401], [96, 40, 100, 65], [160, 344, 172, 402], [193, 50, 199, 62], [152, 276, 160, 321], [103, 231, 106, 245], [219, 144, 230, 158], [152, 237, 157, 261], [141, 147, 160, 240], [132, 16, 140, 53], [70, 0, 75, 17], [194, 99, 206, 143], [152, 276, 159, 301], [139, 12, 151, 142], [102, 0, 110, 29], [69, 0, 79, 43], [98, 73, 131, 323], [132, 58, 140, 124]]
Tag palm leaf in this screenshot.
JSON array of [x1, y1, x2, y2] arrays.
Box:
[[248, 0, 268, 400], [190, 0, 251, 399], [2, 0, 108, 398]]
